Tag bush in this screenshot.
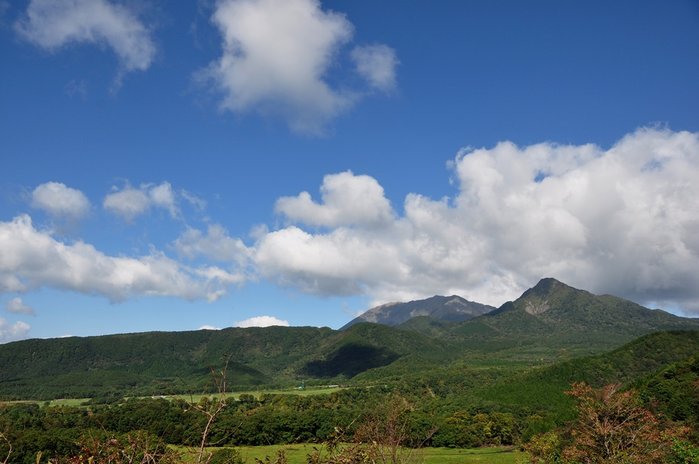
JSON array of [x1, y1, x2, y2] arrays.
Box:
[[525, 382, 693, 464], [209, 448, 245, 464]]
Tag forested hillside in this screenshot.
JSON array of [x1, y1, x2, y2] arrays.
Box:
[[1, 279, 698, 401], [0, 322, 449, 399]]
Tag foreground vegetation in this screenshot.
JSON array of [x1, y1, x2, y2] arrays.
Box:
[[1, 378, 696, 463]]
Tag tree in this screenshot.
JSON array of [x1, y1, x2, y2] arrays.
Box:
[[353, 394, 435, 464], [524, 431, 561, 464], [192, 364, 231, 464], [526, 382, 690, 464], [69, 431, 180, 464]]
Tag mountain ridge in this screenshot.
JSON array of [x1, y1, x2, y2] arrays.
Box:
[[1, 277, 698, 400], [341, 294, 495, 329], [443, 277, 699, 358]]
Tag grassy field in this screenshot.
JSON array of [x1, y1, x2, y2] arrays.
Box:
[[1, 386, 345, 408], [0, 398, 91, 407], [164, 385, 345, 403], [181, 445, 525, 464], [47, 398, 92, 407], [420, 447, 524, 463]]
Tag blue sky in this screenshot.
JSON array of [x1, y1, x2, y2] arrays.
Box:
[[1, 0, 699, 342]]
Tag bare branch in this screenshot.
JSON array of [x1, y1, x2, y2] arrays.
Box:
[[0, 432, 11, 464]]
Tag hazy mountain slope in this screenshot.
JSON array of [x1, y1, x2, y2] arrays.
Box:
[[342, 295, 495, 329]]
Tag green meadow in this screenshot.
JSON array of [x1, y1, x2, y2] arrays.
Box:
[[180, 445, 524, 464], [1, 386, 344, 408], [164, 385, 345, 403]]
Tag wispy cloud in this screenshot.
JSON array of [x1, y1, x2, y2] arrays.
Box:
[[5, 297, 35, 316], [104, 182, 178, 221], [174, 224, 251, 265], [351, 44, 398, 92], [15, 0, 155, 83], [64, 79, 88, 100]]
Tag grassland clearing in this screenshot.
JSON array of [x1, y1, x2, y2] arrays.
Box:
[[164, 385, 345, 403], [178, 445, 523, 464]]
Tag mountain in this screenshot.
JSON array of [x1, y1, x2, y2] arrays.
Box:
[[300, 321, 450, 378], [341, 295, 495, 329], [1, 277, 698, 401], [448, 277, 699, 359], [0, 326, 330, 400], [0, 322, 449, 400]]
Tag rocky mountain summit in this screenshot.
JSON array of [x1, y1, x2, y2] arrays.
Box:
[[341, 294, 495, 329]]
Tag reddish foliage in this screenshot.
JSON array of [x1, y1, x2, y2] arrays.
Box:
[[560, 382, 688, 464]]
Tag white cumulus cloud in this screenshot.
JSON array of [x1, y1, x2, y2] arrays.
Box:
[[14, 0, 155, 75], [199, 324, 221, 330], [201, 0, 396, 134], [235, 315, 289, 328], [275, 171, 394, 228], [6, 297, 35, 315], [251, 128, 699, 314], [0, 318, 30, 343], [31, 182, 90, 220], [351, 44, 398, 92], [254, 225, 403, 296], [173, 224, 251, 265], [0, 215, 244, 302], [104, 182, 179, 221]]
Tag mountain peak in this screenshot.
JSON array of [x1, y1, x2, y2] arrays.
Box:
[[528, 277, 568, 295], [341, 294, 496, 329], [460, 279, 699, 356], [517, 277, 580, 301]]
